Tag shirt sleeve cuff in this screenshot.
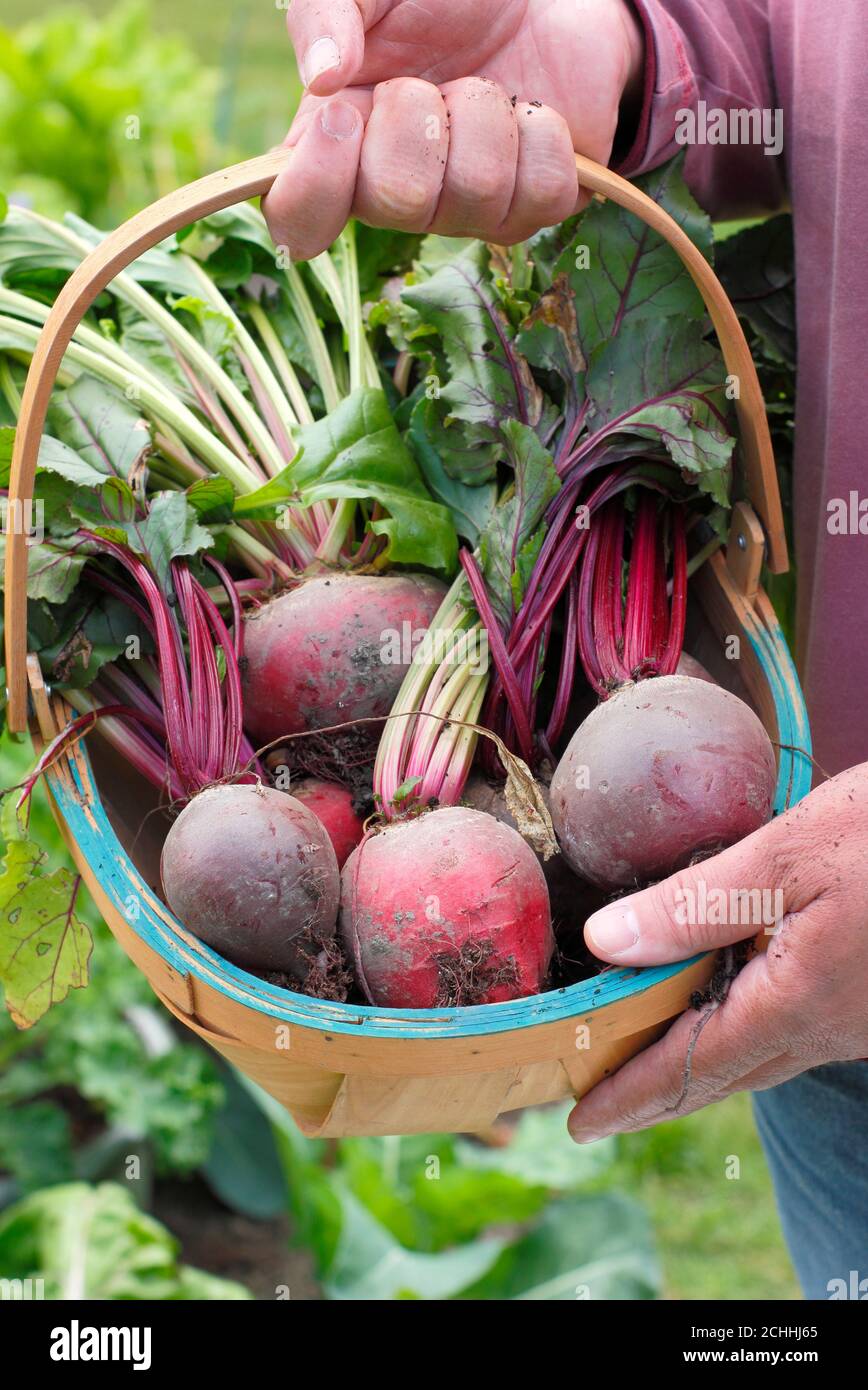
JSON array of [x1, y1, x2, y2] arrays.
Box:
[[615, 0, 699, 176]]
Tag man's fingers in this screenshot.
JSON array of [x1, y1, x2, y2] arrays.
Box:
[[283, 87, 373, 150], [496, 101, 584, 245], [287, 0, 382, 95], [567, 956, 779, 1140], [429, 77, 519, 240], [354, 79, 449, 231], [583, 822, 790, 966], [262, 97, 366, 262]]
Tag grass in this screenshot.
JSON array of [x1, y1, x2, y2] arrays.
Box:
[[608, 1095, 799, 1299]]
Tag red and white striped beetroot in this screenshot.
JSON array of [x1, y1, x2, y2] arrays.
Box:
[[291, 778, 365, 868], [462, 774, 608, 938], [241, 572, 446, 747], [340, 806, 554, 1008]]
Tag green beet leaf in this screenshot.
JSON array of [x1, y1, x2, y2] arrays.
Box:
[[136, 491, 216, 591], [117, 301, 196, 402], [0, 533, 89, 606], [39, 594, 148, 690], [68, 484, 216, 589], [0, 426, 106, 492], [407, 397, 498, 546], [184, 475, 236, 523], [584, 318, 734, 506], [401, 240, 542, 450], [553, 156, 713, 365], [47, 376, 152, 484], [0, 207, 85, 284], [478, 420, 560, 627], [62, 213, 204, 298], [170, 294, 237, 363], [407, 390, 502, 488], [517, 270, 586, 410], [0, 832, 92, 1030], [717, 213, 796, 368], [234, 387, 458, 574]]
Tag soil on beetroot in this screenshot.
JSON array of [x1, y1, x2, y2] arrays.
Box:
[[265, 727, 377, 816], [152, 1176, 321, 1300], [262, 934, 356, 1003], [258, 877, 612, 1005], [433, 938, 521, 1007]]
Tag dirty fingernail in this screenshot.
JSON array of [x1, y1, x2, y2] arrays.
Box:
[[304, 36, 341, 86], [585, 902, 640, 958]]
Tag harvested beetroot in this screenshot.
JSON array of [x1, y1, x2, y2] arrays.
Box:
[[291, 778, 365, 868], [676, 651, 716, 684], [161, 784, 339, 978], [462, 774, 607, 944], [241, 572, 446, 747], [340, 806, 554, 1008], [549, 675, 777, 890]]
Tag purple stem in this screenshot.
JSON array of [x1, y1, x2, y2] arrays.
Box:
[[459, 549, 535, 763]]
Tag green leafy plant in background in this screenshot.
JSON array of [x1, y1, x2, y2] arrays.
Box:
[[0, 731, 224, 1200], [248, 1081, 660, 1301], [717, 215, 796, 644], [0, 1, 221, 224], [0, 1181, 250, 1298], [0, 910, 224, 1199]]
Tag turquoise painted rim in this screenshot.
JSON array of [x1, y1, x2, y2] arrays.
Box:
[[50, 609, 811, 1041]]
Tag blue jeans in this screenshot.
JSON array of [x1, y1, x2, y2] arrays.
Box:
[[753, 1062, 868, 1299]]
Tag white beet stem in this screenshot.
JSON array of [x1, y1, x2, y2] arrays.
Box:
[[373, 575, 490, 814]]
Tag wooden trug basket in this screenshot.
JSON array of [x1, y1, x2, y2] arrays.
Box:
[[4, 154, 811, 1138]]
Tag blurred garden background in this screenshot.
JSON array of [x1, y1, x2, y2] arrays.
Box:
[[0, 1, 798, 1300]]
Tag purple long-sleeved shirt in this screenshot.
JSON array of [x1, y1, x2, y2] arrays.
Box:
[[621, 0, 868, 776]]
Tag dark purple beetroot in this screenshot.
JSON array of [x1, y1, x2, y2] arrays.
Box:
[[676, 651, 716, 684], [549, 675, 777, 890], [161, 783, 339, 978]]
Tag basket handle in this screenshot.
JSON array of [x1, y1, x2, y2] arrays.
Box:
[[3, 150, 787, 732]]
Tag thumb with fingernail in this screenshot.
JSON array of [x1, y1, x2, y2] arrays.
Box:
[[286, 0, 370, 96], [584, 826, 786, 966]]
